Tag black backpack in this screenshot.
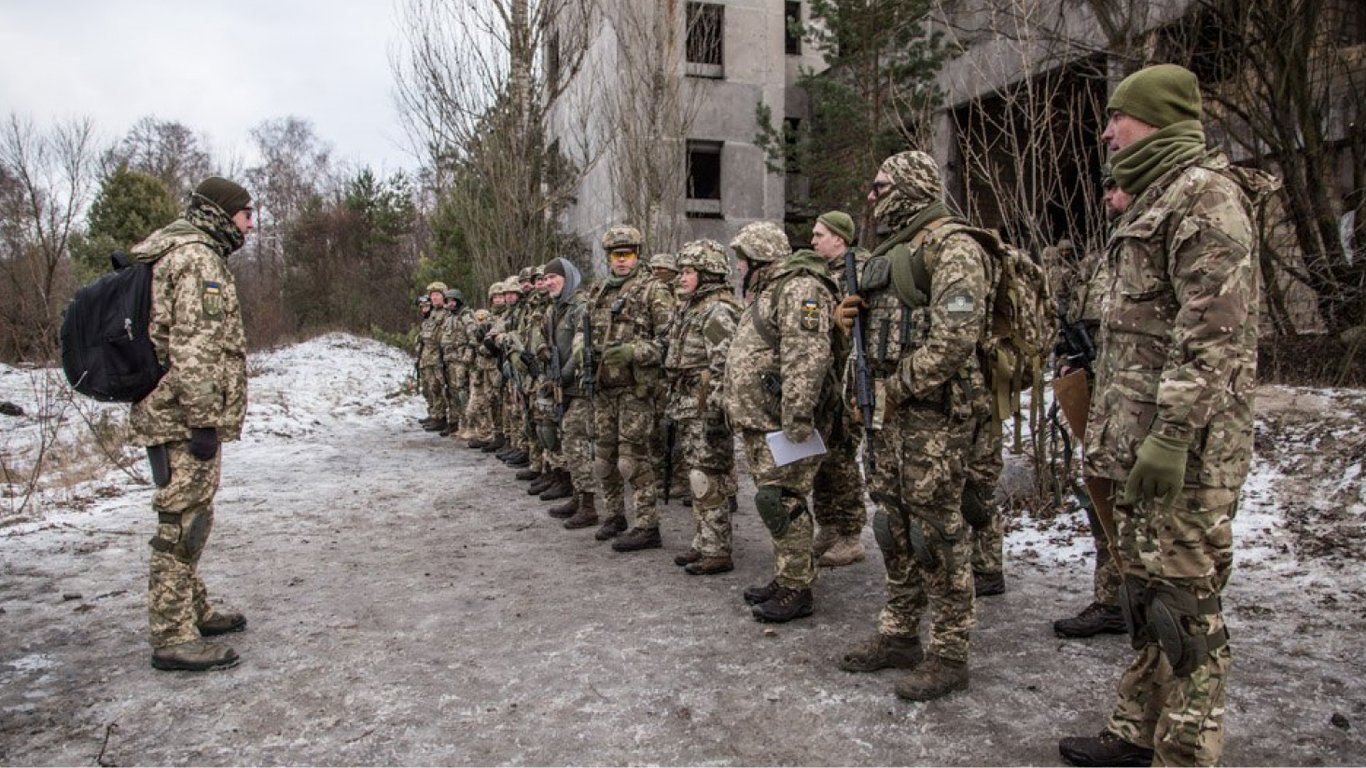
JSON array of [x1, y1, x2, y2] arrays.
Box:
[[60, 252, 165, 402]]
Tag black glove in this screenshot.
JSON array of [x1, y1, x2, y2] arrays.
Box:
[[703, 412, 729, 441], [189, 427, 219, 461], [520, 350, 536, 369]]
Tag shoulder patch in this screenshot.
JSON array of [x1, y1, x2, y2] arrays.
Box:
[[944, 290, 975, 318], [800, 297, 821, 331]]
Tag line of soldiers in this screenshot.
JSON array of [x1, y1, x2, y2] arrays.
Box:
[[409, 63, 1272, 767]]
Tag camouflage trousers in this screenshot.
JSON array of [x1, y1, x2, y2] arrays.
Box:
[[506, 387, 530, 451], [444, 365, 469, 427], [1077, 480, 1121, 606], [679, 417, 737, 557], [868, 405, 975, 663], [739, 429, 822, 590], [558, 396, 595, 493], [965, 415, 1005, 574], [420, 362, 447, 421], [465, 367, 500, 439], [593, 388, 659, 527], [147, 441, 222, 648], [1106, 487, 1236, 767], [813, 412, 866, 537]]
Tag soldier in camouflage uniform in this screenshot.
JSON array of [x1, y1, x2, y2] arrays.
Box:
[[808, 210, 869, 569], [724, 222, 838, 623], [832, 151, 995, 701], [511, 267, 550, 476], [1052, 185, 1128, 639], [465, 286, 501, 449], [127, 177, 253, 672], [649, 252, 689, 504], [418, 281, 450, 432], [582, 225, 677, 551], [491, 278, 531, 464], [966, 414, 1006, 598], [440, 288, 472, 438], [532, 258, 596, 525], [664, 240, 743, 575], [1059, 64, 1278, 768]]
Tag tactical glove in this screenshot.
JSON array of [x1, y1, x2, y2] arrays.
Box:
[[189, 427, 219, 461], [603, 343, 634, 368], [1121, 433, 1190, 506], [834, 294, 866, 334]]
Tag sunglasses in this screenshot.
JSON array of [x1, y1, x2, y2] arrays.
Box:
[[870, 181, 892, 197]]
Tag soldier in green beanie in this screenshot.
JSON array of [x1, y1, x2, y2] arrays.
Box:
[[1059, 64, 1281, 767]]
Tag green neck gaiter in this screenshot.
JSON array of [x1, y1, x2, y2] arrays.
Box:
[[1111, 120, 1207, 198]]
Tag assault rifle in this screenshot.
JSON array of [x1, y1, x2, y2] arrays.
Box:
[[546, 313, 565, 420], [663, 418, 676, 504], [844, 248, 876, 472], [581, 310, 596, 399]]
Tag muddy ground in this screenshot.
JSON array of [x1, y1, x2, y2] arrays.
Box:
[[2, 381, 1364, 765]]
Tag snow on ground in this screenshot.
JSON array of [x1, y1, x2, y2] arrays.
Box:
[[1, 333, 1364, 764]]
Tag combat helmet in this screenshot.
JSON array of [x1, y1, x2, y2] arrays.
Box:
[[649, 253, 678, 272], [729, 222, 791, 264], [487, 280, 504, 298], [444, 287, 465, 306], [676, 239, 730, 277], [425, 281, 448, 294], [601, 224, 643, 252], [503, 278, 526, 295]]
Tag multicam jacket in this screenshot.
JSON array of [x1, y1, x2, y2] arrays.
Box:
[[723, 251, 837, 434], [583, 264, 676, 392], [1084, 150, 1278, 490], [126, 218, 247, 446], [664, 286, 742, 421], [419, 305, 448, 368]]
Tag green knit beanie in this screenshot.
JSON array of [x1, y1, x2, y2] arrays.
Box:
[[193, 176, 252, 216], [816, 210, 856, 245], [1107, 64, 1202, 128]]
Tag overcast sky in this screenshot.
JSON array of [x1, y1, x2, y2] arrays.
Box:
[[0, 0, 418, 175]]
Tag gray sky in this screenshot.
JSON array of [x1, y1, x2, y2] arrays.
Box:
[[0, 0, 417, 175]]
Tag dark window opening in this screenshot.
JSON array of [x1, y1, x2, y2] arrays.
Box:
[[687, 140, 723, 218], [686, 2, 724, 73], [785, 2, 802, 55], [783, 117, 802, 174]]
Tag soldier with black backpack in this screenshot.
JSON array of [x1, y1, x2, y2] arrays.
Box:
[[125, 177, 255, 672]]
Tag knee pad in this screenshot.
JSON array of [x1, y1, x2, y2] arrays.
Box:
[[1148, 583, 1228, 677], [593, 457, 614, 480], [150, 510, 210, 564], [872, 509, 895, 556], [755, 485, 804, 537], [689, 469, 723, 507], [1118, 575, 1150, 650], [870, 492, 936, 568], [617, 457, 637, 482], [961, 482, 994, 530]]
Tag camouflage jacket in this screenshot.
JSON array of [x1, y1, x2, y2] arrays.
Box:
[[723, 251, 837, 434], [419, 306, 448, 367], [664, 286, 742, 421], [583, 265, 676, 391], [126, 218, 247, 446], [859, 219, 992, 419], [1084, 150, 1278, 489], [544, 293, 591, 398], [440, 307, 474, 370]]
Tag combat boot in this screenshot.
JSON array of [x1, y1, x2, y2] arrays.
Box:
[[151, 639, 240, 672], [507, 452, 531, 469], [527, 471, 557, 495], [974, 570, 1006, 597], [563, 493, 600, 529], [468, 437, 490, 450], [743, 579, 779, 606], [1058, 731, 1154, 767], [751, 585, 813, 623], [418, 416, 438, 428], [839, 633, 924, 672], [548, 494, 579, 519], [594, 514, 627, 540], [674, 548, 702, 567], [1055, 602, 1127, 638], [819, 535, 867, 568], [422, 419, 447, 432], [684, 555, 733, 575], [482, 435, 507, 453], [539, 471, 573, 501], [515, 468, 541, 482], [612, 526, 662, 552], [893, 654, 968, 701], [439, 424, 455, 437], [495, 445, 517, 460], [812, 526, 839, 558], [197, 610, 247, 637]]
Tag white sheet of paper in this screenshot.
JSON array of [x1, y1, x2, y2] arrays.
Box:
[[765, 429, 827, 467]]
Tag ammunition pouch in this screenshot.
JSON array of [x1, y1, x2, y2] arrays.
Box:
[[1148, 583, 1228, 677], [861, 254, 892, 292], [1119, 575, 1150, 650], [756, 485, 805, 537]]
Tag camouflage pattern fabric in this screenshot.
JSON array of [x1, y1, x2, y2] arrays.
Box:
[[147, 441, 221, 647], [966, 414, 1005, 575], [665, 280, 742, 556], [127, 212, 248, 446], [873, 151, 944, 232], [592, 390, 660, 527], [418, 305, 449, 422], [1084, 151, 1276, 766], [812, 421, 866, 537], [441, 306, 473, 427], [739, 430, 821, 589]]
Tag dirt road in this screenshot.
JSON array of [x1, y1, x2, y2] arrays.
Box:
[[2, 364, 1363, 765]]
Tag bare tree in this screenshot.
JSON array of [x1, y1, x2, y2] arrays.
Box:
[[393, 0, 602, 292], [102, 116, 215, 200], [0, 114, 98, 363]]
